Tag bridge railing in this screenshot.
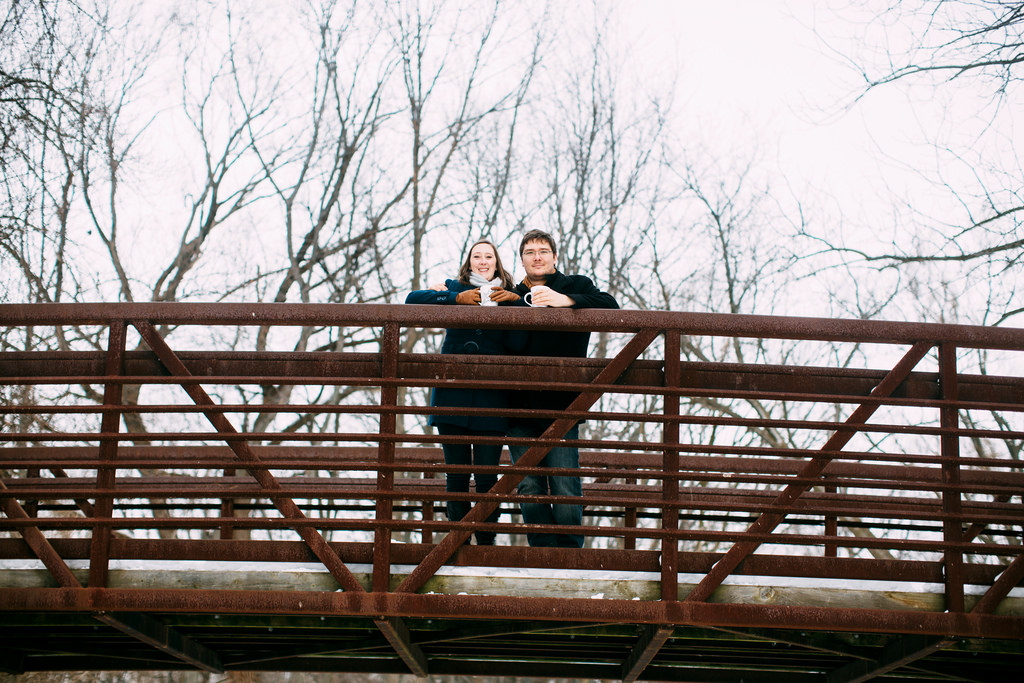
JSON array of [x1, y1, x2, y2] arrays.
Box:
[[1, 302, 1023, 640]]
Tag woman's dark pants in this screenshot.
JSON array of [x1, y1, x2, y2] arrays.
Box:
[[436, 424, 503, 545]]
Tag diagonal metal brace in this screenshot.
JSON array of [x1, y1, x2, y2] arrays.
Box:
[[685, 341, 933, 603], [622, 624, 674, 681], [0, 478, 80, 588], [1, 334, 229, 676], [826, 634, 953, 683], [95, 611, 225, 674], [134, 321, 429, 675], [134, 320, 365, 594], [849, 553, 1024, 682], [375, 617, 429, 677], [396, 328, 661, 595], [971, 552, 1024, 616]]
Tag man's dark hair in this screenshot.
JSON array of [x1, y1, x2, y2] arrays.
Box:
[[519, 229, 557, 257]]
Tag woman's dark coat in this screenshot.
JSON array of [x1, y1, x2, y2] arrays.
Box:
[[405, 279, 523, 432]]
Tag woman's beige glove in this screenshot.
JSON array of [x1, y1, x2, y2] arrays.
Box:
[[455, 289, 481, 305], [489, 289, 521, 304]]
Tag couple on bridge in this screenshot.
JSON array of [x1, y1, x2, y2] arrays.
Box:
[[406, 229, 619, 548]]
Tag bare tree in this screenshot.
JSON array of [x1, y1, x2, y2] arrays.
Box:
[[814, 0, 1023, 326], [808, 5, 1023, 554], [2, 1, 165, 434], [836, 0, 1024, 99], [527, 9, 671, 306], [2, 0, 108, 306]]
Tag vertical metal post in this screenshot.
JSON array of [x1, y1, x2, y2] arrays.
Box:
[[824, 492, 838, 557], [24, 467, 39, 518], [939, 343, 964, 613], [661, 330, 680, 602], [624, 489, 637, 550], [421, 500, 433, 545], [373, 323, 400, 593], [22, 325, 39, 519], [89, 319, 126, 589], [218, 489, 236, 539]]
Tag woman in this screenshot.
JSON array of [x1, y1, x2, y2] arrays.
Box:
[[405, 239, 522, 545]]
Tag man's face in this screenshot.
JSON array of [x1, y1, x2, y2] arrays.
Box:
[[521, 239, 556, 279]]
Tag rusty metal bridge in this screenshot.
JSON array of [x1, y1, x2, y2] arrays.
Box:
[[1, 303, 1022, 681]]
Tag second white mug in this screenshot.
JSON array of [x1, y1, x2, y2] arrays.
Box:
[[523, 286, 547, 307]]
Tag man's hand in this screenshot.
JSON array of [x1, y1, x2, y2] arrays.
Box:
[[528, 285, 575, 308], [429, 282, 448, 291], [455, 289, 481, 305], [489, 289, 521, 304]]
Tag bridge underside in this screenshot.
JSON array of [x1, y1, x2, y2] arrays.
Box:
[[2, 540, 1023, 680], [2, 611, 1022, 681]]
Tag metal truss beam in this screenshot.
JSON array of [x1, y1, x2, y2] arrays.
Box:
[[826, 634, 953, 683], [2, 588, 1020, 641], [133, 321, 429, 677], [395, 328, 661, 595], [622, 624, 674, 681], [685, 342, 934, 604], [134, 320, 366, 594], [971, 548, 1024, 616], [223, 621, 603, 667], [90, 319, 126, 589], [3, 471, 227, 676], [713, 626, 968, 682], [94, 611, 224, 674], [374, 617, 428, 677], [0, 482, 79, 588], [824, 474, 1024, 682]]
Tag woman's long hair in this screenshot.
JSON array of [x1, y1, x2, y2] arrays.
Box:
[[456, 239, 515, 288]]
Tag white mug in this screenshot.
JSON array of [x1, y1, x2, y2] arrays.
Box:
[[478, 284, 497, 306], [523, 286, 547, 307]]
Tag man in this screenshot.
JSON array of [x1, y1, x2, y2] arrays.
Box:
[[508, 229, 619, 547]]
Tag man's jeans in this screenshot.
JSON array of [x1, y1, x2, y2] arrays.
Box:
[[508, 423, 582, 548]]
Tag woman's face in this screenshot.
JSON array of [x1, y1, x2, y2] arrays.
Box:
[[469, 243, 497, 280]]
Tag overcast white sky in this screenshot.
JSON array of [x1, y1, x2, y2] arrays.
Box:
[[620, 0, 978, 227]]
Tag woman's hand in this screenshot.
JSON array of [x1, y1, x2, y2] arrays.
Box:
[[429, 282, 448, 291], [455, 289, 482, 305], [489, 289, 521, 304]]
